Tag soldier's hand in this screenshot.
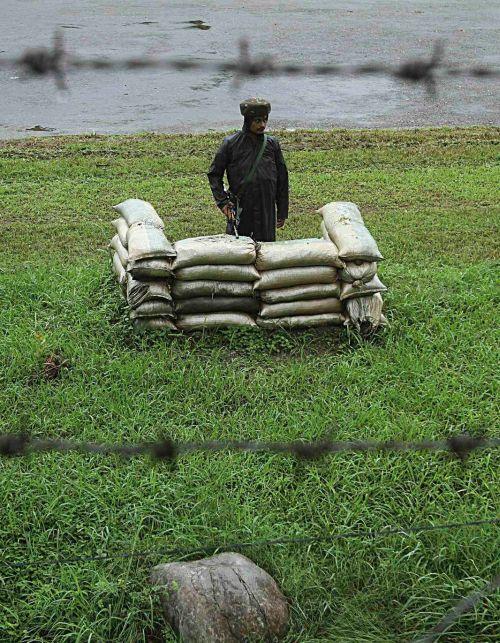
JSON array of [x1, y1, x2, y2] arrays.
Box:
[[222, 204, 235, 220], [277, 219, 285, 229]]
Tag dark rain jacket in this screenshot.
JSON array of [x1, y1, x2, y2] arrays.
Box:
[[207, 124, 289, 242]]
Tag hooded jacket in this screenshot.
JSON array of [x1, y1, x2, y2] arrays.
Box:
[[207, 122, 289, 242]]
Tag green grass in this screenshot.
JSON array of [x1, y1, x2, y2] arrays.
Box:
[[0, 127, 499, 642]]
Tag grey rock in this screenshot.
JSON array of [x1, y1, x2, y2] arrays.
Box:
[[150, 552, 289, 642]]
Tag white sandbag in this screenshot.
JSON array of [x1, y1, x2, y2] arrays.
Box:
[[175, 297, 259, 315], [255, 238, 344, 270], [127, 222, 176, 262], [256, 313, 344, 329], [175, 264, 259, 282], [260, 298, 343, 319], [109, 234, 129, 267], [344, 293, 384, 331], [340, 274, 387, 300], [126, 274, 173, 309], [129, 300, 175, 319], [176, 313, 257, 330], [320, 221, 330, 242], [111, 252, 127, 286], [127, 258, 174, 280], [113, 198, 165, 229], [317, 202, 384, 262], [173, 235, 256, 269], [132, 317, 177, 331], [339, 261, 378, 284], [173, 280, 254, 299], [259, 282, 340, 304], [111, 217, 129, 248], [254, 266, 337, 291]]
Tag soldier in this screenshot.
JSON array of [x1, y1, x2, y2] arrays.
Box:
[[207, 98, 289, 242]]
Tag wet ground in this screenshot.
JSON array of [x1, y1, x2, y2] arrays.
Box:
[[1, 0, 499, 139]]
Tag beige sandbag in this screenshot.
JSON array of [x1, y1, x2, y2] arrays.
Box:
[[317, 202, 384, 262], [260, 298, 343, 319], [256, 238, 344, 270], [113, 198, 165, 229], [109, 234, 129, 267], [175, 264, 260, 282], [173, 235, 256, 269], [259, 282, 340, 304], [126, 274, 172, 309], [345, 293, 384, 331], [340, 274, 387, 300], [111, 217, 129, 248], [176, 313, 257, 330], [127, 222, 176, 262], [175, 297, 259, 315], [130, 300, 175, 319], [127, 258, 174, 280], [111, 252, 127, 286], [173, 280, 254, 299], [339, 261, 378, 284], [254, 266, 337, 290], [132, 317, 177, 331], [256, 313, 344, 329]]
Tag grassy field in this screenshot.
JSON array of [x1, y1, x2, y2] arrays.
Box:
[[0, 127, 498, 642]]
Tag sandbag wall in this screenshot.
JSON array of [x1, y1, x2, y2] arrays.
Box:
[[109, 199, 387, 332]]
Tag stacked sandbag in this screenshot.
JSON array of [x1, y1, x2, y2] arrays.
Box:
[[254, 238, 345, 329], [317, 202, 387, 331], [109, 199, 177, 330], [172, 234, 259, 330]]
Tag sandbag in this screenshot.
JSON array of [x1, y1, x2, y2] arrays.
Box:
[[173, 280, 254, 299], [111, 217, 129, 248], [254, 266, 337, 291], [173, 235, 256, 269], [109, 234, 129, 267], [126, 274, 172, 309], [175, 297, 259, 315], [345, 293, 384, 331], [111, 252, 127, 286], [113, 198, 165, 229], [259, 282, 340, 304], [176, 313, 257, 330], [256, 313, 344, 329], [132, 317, 177, 331], [256, 238, 344, 270], [320, 221, 330, 242], [175, 264, 259, 282], [317, 202, 384, 262], [340, 274, 387, 300], [260, 298, 343, 319], [339, 261, 378, 284], [130, 300, 175, 319], [127, 222, 176, 262], [127, 258, 174, 280]]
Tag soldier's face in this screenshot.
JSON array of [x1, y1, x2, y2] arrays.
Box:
[[250, 116, 268, 134]]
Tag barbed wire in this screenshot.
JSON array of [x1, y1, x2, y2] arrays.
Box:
[[0, 433, 498, 462], [414, 572, 500, 643], [4, 517, 499, 570], [0, 34, 498, 92]]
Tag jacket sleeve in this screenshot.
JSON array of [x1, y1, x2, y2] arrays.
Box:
[[274, 140, 289, 220], [207, 139, 231, 208]]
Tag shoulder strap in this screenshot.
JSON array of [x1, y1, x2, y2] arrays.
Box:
[[235, 134, 268, 199]]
